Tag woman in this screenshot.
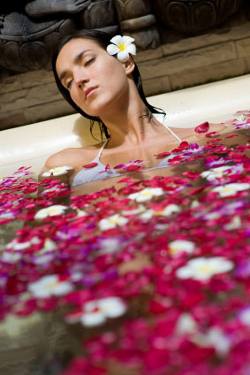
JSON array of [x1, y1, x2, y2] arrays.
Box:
[[44, 29, 227, 191]]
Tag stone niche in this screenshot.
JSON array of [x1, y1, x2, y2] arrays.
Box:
[[1, 0, 250, 130]]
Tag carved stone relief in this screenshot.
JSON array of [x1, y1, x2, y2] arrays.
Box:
[[0, 0, 246, 74], [153, 0, 244, 34]]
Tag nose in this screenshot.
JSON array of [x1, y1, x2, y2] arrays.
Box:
[[73, 67, 89, 88]]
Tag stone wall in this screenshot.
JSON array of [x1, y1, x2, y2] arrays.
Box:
[[1, 6, 250, 131]]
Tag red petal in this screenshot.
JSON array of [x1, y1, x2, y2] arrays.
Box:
[[154, 151, 171, 158], [82, 163, 98, 169], [205, 132, 218, 138], [125, 165, 142, 171], [179, 141, 189, 150], [194, 121, 209, 133]]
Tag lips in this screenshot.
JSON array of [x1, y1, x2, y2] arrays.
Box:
[[84, 86, 98, 99]]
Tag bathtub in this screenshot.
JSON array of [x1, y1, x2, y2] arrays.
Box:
[[1, 73, 250, 179]]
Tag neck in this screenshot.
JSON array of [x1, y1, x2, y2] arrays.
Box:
[[100, 81, 164, 148]]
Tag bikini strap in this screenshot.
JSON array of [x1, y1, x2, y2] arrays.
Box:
[[96, 139, 109, 160], [164, 124, 182, 143]]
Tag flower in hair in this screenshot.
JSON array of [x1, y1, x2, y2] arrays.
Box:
[[107, 35, 136, 62]]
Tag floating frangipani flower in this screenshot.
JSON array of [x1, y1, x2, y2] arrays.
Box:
[[176, 256, 234, 281], [122, 205, 146, 216], [201, 164, 243, 181], [212, 183, 250, 197], [34, 205, 68, 219], [98, 238, 123, 255], [99, 214, 128, 231], [224, 216, 241, 230], [238, 306, 250, 326], [192, 327, 231, 357], [175, 312, 198, 335], [35, 238, 57, 256], [0, 211, 16, 220], [6, 236, 41, 251], [32, 253, 55, 265], [128, 187, 164, 202], [168, 239, 195, 257], [190, 200, 200, 209], [1, 252, 22, 263], [107, 35, 136, 62], [65, 297, 127, 327], [42, 166, 73, 177], [28, 274, 74, 298], [76, 209, 88, 217], [139, 204, 181, 220]]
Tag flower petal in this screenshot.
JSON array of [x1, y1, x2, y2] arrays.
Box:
[[110, 35, 123, 46], [81, 312, 106, 327], [117, 50, 130, 62], [107, 44, 120, 55], [123, 35, 135, 45], [126, 43, 136, 55]]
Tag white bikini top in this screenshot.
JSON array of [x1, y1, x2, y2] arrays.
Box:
[[73, 119, 182, 187]]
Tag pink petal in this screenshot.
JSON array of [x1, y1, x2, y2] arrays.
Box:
[[194, 121, 210, 133], [82, 163, 98, 169]]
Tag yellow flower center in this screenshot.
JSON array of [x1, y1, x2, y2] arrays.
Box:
[[142, 192, 152, 197], [47, 281, 59, 290], [198, 265, 214, 273], [169, 247, 180, 254], [48, 209, 57, 214], [110, 218, 120, 224], [119, 43, 126, 51], [155, 210, 164, 216]]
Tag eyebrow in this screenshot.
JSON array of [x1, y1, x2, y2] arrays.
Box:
[[59, 49, 92, 82]]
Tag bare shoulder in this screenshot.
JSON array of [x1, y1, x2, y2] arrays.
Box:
[[45, 148, 75, 169], [45, 144, 102, 169]]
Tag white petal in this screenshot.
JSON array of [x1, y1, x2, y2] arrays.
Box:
[[81, 312, 106, 327], [53, 282, 73, 296], [126, 43, 136, 55], [98, 297, 127, 318], [117, 51, 130, 62], [107, 44, 120, 55], [110, 35, 123, 46], [122, 36, 135, 45], [176, 266, 193, 279]]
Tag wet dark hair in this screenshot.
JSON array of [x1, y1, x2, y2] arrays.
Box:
[[52, 29, 166, 141]]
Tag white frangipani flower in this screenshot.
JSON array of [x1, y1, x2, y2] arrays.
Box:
[[107, 35, 136, 62], [168, 239, 195, 257], [128, 187, 164, 202], [224, 216, 241, 230], [34, 205, 68, 219], [6, 236, 41, 251], [35, 238, 57, 256], [140, 204, 181, 220], [239, 306, 250, 326], [98, 238, 121, 255], [1, 252, 22, 263], [122, 205, 146, 216], [212, 183, 250, 197], [176, 256, 234, 281], [28, 274, 73, 298], [66, 297, 127, 327], [175, 313, 198, 335], [201, 164, 243, 181], [193, 327, 231, 357], [42, 166, 73, 177], [99, 214, 128, 230]]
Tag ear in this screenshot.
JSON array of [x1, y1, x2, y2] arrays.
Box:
[[122, 56, 135, 76]]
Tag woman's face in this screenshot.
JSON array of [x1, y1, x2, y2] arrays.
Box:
[[56, 38, 132, 118]]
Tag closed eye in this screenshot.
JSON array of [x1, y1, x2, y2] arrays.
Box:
[[66, 79, 73, 89], [84, 57, 95, 67]]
